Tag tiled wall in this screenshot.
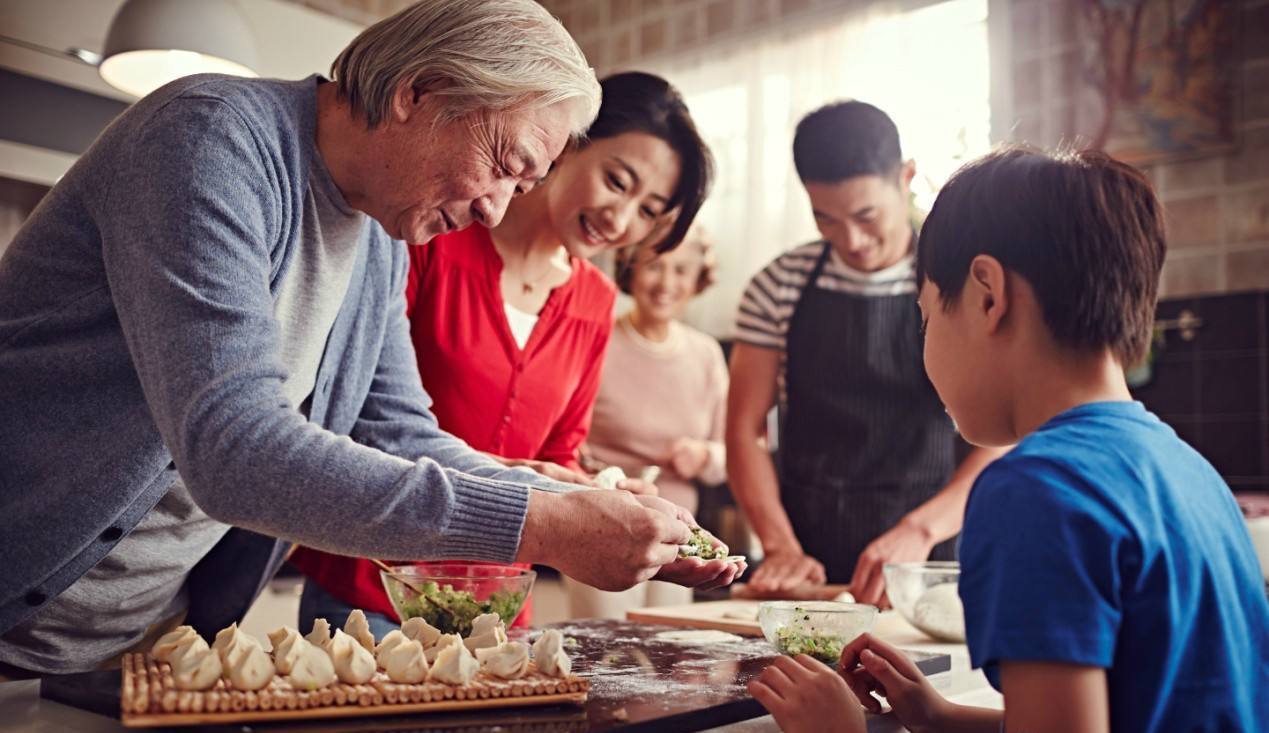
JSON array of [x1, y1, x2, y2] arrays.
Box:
[[1132, 291, 1269, 492]]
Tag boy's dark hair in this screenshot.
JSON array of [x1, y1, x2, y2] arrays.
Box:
[[792, 101, 903, 182], [917, 146, 1166, 367], [584, 72, 714, 253]]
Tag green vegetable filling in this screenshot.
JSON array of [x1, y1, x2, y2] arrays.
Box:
[[389, 580, 525, 636]]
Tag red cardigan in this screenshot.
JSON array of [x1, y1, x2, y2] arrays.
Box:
[[290, 226, 616, 622]]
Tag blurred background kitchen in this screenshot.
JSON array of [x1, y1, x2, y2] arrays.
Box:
[[2, 0, 1266, 635]]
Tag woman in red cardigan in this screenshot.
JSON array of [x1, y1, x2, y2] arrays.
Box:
[[290, 72, 715, 637]]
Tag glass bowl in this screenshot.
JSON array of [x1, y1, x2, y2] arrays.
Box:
[[757, 600, 878, 664], [882, 562, 965, 642], [380, 562, 535, 637]]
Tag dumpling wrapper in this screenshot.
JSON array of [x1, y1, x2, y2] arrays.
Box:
[[532, 629, 572, 678], [382, 638, 429, 683], [463, 613, 507, 653], [593, 466, 627, 490], [269, 627, 304, 675], [326, 629, 376, 684], [428, 641, 479, 685], [287, 639, 337, 691], [168, 635, 210, 670], [172, 643, 222, 691], [425, 633, 462, 664], [375, 629, 410, 668], [306, 618, 332, 648], [212, 623, 263, 670], [344, 609, 376, 653], [151, 626, 199, 662], [476, 641, 529, 680], [226, 643, 274, 691], [400, 616, 441, 647]]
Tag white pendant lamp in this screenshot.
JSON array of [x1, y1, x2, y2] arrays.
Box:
[[98, 0, 259, 98]]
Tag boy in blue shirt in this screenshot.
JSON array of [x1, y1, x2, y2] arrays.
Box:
[[748, 147, 1269, 733]]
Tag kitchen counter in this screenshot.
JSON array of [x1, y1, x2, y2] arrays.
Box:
[[0, 614, 1000, 732]]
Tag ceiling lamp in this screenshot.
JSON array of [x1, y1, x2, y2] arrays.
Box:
[[97, 0, 259, 98]]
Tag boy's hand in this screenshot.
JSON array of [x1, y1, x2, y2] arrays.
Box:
[[748, 655, 866, 733], [839, 633, 949, 733]]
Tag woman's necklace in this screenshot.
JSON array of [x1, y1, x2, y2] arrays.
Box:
[[514, 248, 566, 294]]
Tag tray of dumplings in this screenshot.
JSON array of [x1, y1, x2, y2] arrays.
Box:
[[120, 610, 587, 727]]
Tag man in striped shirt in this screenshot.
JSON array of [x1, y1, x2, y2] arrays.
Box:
[[725, 102, 1006, 603]]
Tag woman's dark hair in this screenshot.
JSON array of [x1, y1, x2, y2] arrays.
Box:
[[917, 145, 1166, 367], [614, 225, 717, 296], [793, 100, 903, 183], [583, 72, 714, 253]]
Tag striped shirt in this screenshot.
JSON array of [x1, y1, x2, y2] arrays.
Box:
[[734, 240, 918, 352]]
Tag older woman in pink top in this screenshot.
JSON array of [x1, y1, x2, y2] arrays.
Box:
[[568, 227, 728, 616]]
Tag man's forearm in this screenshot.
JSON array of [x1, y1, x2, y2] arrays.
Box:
[[726, 435, 800, 553], [902, 445, 1010, 542]]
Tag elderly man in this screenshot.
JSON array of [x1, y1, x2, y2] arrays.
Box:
[[0, 0, 736, 677]]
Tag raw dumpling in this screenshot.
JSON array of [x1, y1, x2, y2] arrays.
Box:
[[374, 629, 409, 668], [425, 633, 462, 664], [305, 618, 332, 648], [168, 635, 211, 670], [212, 623, 263, 670], [269, 627, 304, 675], [428, 641, 479, 685], [476, 641, 529, 680], [594, 466, 627, 490], [151, 626, 199, 662], [172, 641, 222, 691], [532, 629, 572, 678], [400, 616, 441, 647], [287, 639, 337, 691], [344, 609, 376, 653], [463, 613, 507, 653], [382, 638, 429, 683], [326, 629, 376, 684], [226, 643, 274, 691]]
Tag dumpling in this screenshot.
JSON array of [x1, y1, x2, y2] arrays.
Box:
[[594, 466, 627, 490], [425, 633, 462, 664], [400, 616, 441, 647], [151, 626, 199, 662], [212, 623, 263, 670], [463, 613, 507, 653], [476, 641, 530, 680], [172, 641, 222, 691], [374, 629, 409, 668], [428, 641, 479, 685], [168, 635, 211, 670], [532, 629, 572, 678], [269, 627, 304, 675], [344, 609, 376, 653], [226, 643, 274, 691], [305, 618, 332, 648], [326, 629, 376, 684], [287, 639, 337, 691], [382, 638, 429, 684]]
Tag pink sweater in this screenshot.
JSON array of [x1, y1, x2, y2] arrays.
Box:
[[585, 316, 728, 514]]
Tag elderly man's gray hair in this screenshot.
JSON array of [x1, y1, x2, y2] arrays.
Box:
[[331, 0, 600, 135]]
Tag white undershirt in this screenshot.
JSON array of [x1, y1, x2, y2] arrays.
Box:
[[504, 302, 539, 349]]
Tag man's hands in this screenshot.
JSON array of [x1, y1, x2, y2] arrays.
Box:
[[748, 548, 827, 592], [517, 490, 689, 591], [848, 519, 936, 606], [839, 633, 950, 733], [748, 655, 866, 733]]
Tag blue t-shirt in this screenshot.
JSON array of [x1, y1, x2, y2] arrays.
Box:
[[959, 401, 1269, 732]]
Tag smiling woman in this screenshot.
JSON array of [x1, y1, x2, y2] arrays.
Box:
[[289, 71, 724, 637]]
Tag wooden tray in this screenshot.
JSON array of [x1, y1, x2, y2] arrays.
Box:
[[120, 653, 588, 728]]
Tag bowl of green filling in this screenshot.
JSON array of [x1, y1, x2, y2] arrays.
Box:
[[380, 563, 534, 636], [758, 600, 878, 665]]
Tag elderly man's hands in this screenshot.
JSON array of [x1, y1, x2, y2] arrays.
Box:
[[516, 489, 691, 591]]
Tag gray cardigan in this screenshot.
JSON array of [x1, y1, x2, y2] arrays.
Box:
[[0, 75, 561, 635]]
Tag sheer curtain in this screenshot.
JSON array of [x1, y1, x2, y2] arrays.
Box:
[[641, 0, 992, 338]]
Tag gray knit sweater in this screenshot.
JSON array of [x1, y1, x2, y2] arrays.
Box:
[[0, 75, 561, 638]]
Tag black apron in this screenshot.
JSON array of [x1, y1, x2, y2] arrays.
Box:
[[778, 242, 956, 583]]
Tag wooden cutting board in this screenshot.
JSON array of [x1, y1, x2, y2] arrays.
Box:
[[729, 583, 853, 601], [626, 600, 764, 636]]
